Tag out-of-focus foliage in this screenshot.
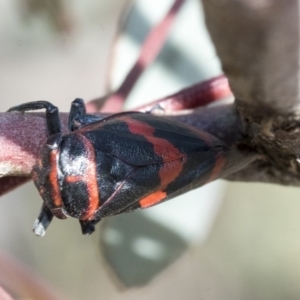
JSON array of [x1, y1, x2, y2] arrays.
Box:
[[16, 0, 73, 32]]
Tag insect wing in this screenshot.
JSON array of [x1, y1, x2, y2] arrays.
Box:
[[78, 112, 224, 166], [77, 112, 227, 217]]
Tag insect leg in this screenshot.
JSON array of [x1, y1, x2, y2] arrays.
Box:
[[79, 220, 96, 235], [7, 101, 61, 136], [68, 98, 103, 131], [68, 98, 86, 131], [32, 204, 54, 237]]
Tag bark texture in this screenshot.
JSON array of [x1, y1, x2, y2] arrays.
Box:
[[202, 0, 300, 185]]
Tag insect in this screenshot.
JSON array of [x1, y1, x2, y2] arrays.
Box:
[[8, 98, 246, 236]]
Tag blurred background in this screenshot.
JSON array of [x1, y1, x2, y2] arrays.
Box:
[[1, 0, 300, 299]]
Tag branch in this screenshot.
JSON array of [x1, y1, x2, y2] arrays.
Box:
[[135, 75, 232, 112], [3, 100, 300, 188], [86, 0, 186, 113], [0, 286, 14, 300], [202, 0, 300, 118], [0, 250, 67, 300], [201, 0, 300, 185], [0, 112, 68, 177], [0, 104, 243, 177]]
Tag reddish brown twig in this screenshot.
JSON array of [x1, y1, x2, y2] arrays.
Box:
[[0, 286, 14, 300], [86, 0, 186, 113], [0, 113, 68, 196], [0, 250, 67, 300], [0, 177, 30, 197], [0, 105, 242, 178], [135, 75, 232, 112]]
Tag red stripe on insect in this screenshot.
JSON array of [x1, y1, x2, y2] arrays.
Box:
[[120, 116, 185, 162], [205, 152, 226, 183], [76, 134, 100, 221], [49, 149, 63, 207], [119, 116, 186, 208], [139, 158, 185, 208], [65, 175, 82, 183], [159, 158, 185, 188], [139, 190, 167, 208]]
